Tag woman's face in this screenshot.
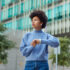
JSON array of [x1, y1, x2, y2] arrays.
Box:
[[32, 16, 43, 29]]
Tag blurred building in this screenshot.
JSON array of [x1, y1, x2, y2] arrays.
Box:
[[0, 0, 70, 36], [46, 0, 70, 37]]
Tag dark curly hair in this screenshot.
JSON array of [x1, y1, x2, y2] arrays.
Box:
[[29, 10, 48, 29]]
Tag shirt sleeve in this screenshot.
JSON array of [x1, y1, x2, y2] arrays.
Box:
[[40, 33, 60, 47], [20, 33, 34, 57]]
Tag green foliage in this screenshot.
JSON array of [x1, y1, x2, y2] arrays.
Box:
[[49, 37, 70, 67], [0, 23, 15, 64], [0, 23, 6, 32]]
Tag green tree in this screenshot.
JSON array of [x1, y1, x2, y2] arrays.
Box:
[[49, 37, 70, 70], [0, 23, 15, 64]]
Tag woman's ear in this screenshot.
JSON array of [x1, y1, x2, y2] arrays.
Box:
[[40, 22, 43, 25]]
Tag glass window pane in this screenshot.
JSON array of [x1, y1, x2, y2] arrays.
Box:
[[4, 9, 8, 20], [29, 18, 32, 28], [54, 7, 57, 18], [57, 6, 62, 19], [16, 18, 23, 30], [48, 0, 52, 4], [20, 18, 23, 29], [14, 4, 19, 16], [35, 0, 37, 8], [1, 11, 3, 21], [65, 4, 68, 17], [37, 0, 40, 8], [44, 0, 47, 6], [1, 0, 5, 7], [8, 7, 13, 18], [5, 21, 12, 29], [3, 10, 5, 20], [69, 3, 70, 16], [8, 21, 12, 29], [48, 9, 52, 20], [31, 0, 34, 9], [41, 0, 43, 7], [12, 20, 17, 30], [24, 0, 28, 12], [5, 0, 11, 5], [20, 2, 24, 14]]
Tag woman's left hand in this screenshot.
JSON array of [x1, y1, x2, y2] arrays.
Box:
[[32, 39, 41, 44]]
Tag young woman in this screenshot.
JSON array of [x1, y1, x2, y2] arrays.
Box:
[[20, 10, 59, 70]]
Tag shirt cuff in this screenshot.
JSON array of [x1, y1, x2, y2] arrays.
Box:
[[40, 39, 48, 44], [39, 39, 41, 43]]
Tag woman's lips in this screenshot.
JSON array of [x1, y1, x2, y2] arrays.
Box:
[[32, 24, 35, 26]]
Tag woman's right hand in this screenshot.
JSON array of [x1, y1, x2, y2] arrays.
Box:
[[31, 40, 37, 47]]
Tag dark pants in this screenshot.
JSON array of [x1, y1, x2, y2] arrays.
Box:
[[24, 61, 49, 70]]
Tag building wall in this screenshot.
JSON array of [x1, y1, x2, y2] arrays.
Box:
[[45, 0, 70, 36]]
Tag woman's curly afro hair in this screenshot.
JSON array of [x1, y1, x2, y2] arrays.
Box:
[[29, 10, 48, 29]]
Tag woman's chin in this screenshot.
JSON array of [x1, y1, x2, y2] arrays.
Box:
[[32, 26, 35, 28]]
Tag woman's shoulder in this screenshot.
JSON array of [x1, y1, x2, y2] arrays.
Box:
[[23, 31, 33, 38], [44, 32, 53, 39]]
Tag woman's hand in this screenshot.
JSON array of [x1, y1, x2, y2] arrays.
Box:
[[31, 39, 41, 47], [31, 40, 37, 47]]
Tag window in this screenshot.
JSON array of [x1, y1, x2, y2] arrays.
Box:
[[23, 17, 26, 29], [29, 0, 35, 10], [57, 6, 62, 19], [1, 0, 5, 7], [29, 18, 32, 28], [29, 0, 31, 10], [4, 9, 8, 20], [19, 18, 23, 29], [28, 0, 30, 11], [7, 21, 12, 29], [2, 10, 5, 20], [35, 0, 37, 8], [1, 11, 3, 21], [37, 0, 40, 8], [48, 0, 52, 4], [31, 0, 34, 10], [44, 0, 47, 6], [14, 4, 19, 16], [5, 21, 12, 29], [16, 18, 23, 30], [27, 17, 31, 29], [12, 20, 17, 30], [9, 22, 12, 28], [41, 0, 44, 7], [25, 0, 29, 12], [69, 3, 70, 16], [5, 0, 11, 5], [48, 9, 52, 21], [64, 4, 69, 17], [20, 2, 24, 14], [54, 7, 57, 19], [8, 7, 13, 18], [25, 17, 27, 29]]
